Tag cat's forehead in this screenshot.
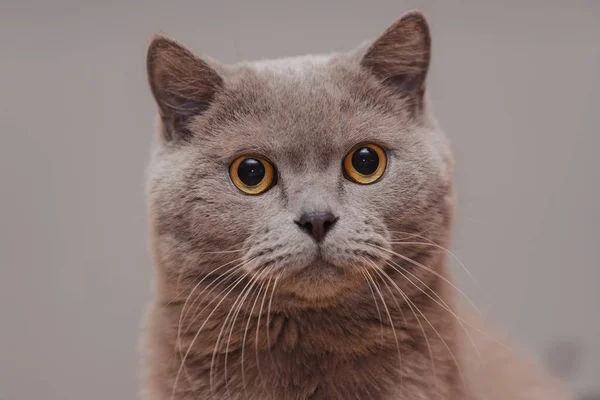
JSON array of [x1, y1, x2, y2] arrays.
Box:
[[211, 55, 400, 167], [238, 53, 345, 102], [245, 54, 335, 76]]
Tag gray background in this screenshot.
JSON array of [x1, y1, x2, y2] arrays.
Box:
[[1, 0, 598, 399]]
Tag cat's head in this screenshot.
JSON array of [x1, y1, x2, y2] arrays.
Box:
[[146, 11, 454, 307]]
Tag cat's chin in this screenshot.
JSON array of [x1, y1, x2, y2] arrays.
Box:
[[276, 258, 364, 304]]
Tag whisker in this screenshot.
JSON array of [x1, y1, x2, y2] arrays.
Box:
[[362, 259, 408, 387], [360, 265, 385, 341], [374, 243, 501, 350], [210, 269, 262, 397], [174, 257, 245, 382], [181, 261, 246, 338], [360, 265, 403, 375], [265, 273, 282, 367], [171, 268, 186, 307], [366, 259, 437, 383], [383, 250, 508, 350], [372, 244, 481, 315], [222, 267, 272, 398], [165, 257, 242, 312], [379, 262, 467, 388], [387, 226, 434, 242], [176, 257, 243, 335], [195, 248, 248, 255], [170, 268, 251, 400], [254, 273, 274, 396], [166, 248, 248, 305], [388, 231, 477, 286], [382, 257, 482, 361], [404, 290, 463, 389], [176, 265, 248, 384], [241, 269, 272, 397]]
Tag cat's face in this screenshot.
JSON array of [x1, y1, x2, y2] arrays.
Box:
[[147, 12, 454, 307]]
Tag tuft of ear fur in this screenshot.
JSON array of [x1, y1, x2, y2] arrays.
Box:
[[146, 36, 223, 141], [361, 11, 431, 112]]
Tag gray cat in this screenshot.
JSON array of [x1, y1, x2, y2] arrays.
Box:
[[141, 11, 571, 400]]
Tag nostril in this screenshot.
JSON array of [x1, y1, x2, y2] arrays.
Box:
[[323, 217, 336, 233], [295, 220, 313, 234]]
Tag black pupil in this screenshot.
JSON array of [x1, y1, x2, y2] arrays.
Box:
[[351, 147, 379, 175], [237, 158, 266, 186]]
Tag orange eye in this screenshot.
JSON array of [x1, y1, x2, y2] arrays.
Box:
[[230, 155, 276, 195], [343, 143, 387, 184]]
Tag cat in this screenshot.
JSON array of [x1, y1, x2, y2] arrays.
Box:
[[141, 10, 571, 400]]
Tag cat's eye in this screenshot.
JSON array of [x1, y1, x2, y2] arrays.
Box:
[[343, 143, 387, 184], [230, 155, 276, 195]]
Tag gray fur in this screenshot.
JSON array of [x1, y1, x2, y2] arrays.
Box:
[[142, 10, 569, 400]]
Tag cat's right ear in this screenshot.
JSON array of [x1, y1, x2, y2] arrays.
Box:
[[360, 11, 431, 113], [146, 36, 223, 141]]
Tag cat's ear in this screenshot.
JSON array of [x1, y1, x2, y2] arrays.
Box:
[[146, 36, 223, 141], [361, 11, 431, 111]]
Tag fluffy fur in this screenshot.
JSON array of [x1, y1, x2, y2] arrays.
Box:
[[141, 11, 570, 400]]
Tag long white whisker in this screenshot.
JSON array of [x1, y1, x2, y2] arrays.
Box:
[[174, 257, 245, 382], [361, 265, 385, 341], [170, 268, 251, 400], [382, 257, 482, 361], [362, 259, 408, 387], [176, 257, 243, 337], [181, 261, 247, 338], [387, 227, 435, 242], [382, 249, 508, 350], [210, 270, 261, 397], [241, 269, 273, 397], [388, 231, 477, 285], [178, 266, 248, 385], [265, 273, 281, 367], [360, 265, 402, 373], [373, 244, 481, 315], [196, 248, 248, 255], [254, 273, 274, 396], [166, 248, 248, 305], [222, 267, 272, 398], [366, 259, 437, 382], [378, 261, 467, 387]]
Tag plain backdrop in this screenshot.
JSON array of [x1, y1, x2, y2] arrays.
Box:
[[1, 1, 598, 399]]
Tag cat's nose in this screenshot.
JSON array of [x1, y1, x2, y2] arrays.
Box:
[[295, 212, 338, 243]]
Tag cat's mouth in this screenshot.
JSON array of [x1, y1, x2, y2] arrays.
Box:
[[273, 251, 383, 303], [303, 255, 342, 273], [280, 252, 345, 278], [243, 231, 391, 302]]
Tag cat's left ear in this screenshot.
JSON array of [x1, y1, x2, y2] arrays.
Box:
[[361, 11, 431, 111]]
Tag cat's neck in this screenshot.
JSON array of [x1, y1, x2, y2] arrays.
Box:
[[144, 260, 464, 399]]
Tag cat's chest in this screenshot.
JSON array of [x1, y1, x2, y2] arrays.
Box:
[[162, 294, 461, 400], [187, 337, 458, 400], [193, 350, 394, 400]]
